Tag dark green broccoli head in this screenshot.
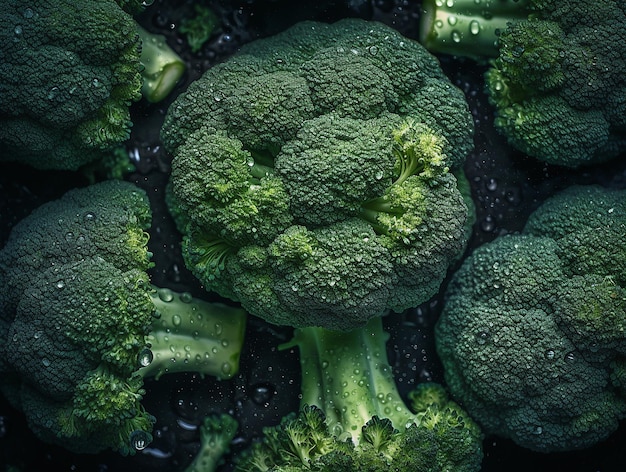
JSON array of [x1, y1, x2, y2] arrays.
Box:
[[436, 185, 626, 452], [162, 19, 474, 331], [0, 180, 249, 455], [485, 0, 626, 166], [0, 180, 156, 455], [0, 0, 143, 170]]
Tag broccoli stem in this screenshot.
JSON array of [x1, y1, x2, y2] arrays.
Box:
[[419, 0, 533, 59], [284, 316, 415, 444], [137, 25, 186, 103], [184, 414, 239, 472], [248, 149, 276, 181], [138, 287, 247, 380], [359, 199, 403, 236], [193, 236, 237, 279]]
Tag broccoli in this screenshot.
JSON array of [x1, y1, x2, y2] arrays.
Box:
[[0, 0, 185, 170], [419, 0, 626, 167], [185, 414, 239, 472], [435, 184, 626, 452], [0, 180, 246, 456], [234, 317, 483, 471], [179, 3, 221, 54], [162, 18, 474, 331]]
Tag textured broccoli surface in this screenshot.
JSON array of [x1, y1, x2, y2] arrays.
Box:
[[436, 184, 626, 452], [235, 317, 483, 471], [162, 18, 474, 331], [0, 0, 142, 170], [419, 0, 626, 167], [0, 0, 185, 170], [0, 180, 246, 455]]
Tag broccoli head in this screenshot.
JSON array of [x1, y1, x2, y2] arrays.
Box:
[[419, 0, 626, 167], [0, 0, 185, 170], [162, 18, 474, 331], [436, 184, 626, 452], [0, 180, 247, 455], [234, 317, 483, 471]]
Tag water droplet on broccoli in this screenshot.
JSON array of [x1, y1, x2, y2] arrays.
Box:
[[157, 288, 174, 302], [130, 430, 150, 451], [138, 348, 154, 367], [470, 20, 481, 36]]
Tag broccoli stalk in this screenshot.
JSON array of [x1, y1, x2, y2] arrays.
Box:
[[235, 317, 483, 470], [137, 25, 186, 103], [140, 287, 247, 381], [185, 414, 239, 472], [419, 0, 532, 59], [285, 317, 416, 442]]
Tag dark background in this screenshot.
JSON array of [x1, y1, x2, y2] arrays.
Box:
[[1, 0, 625, 470]]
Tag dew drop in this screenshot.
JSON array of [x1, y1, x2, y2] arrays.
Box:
[[158, 288, 174, 302], [251, 383, 275, 406], [470, 20, 481, 35], [130, 430, 150, 451], [137, 348, 154, 367]]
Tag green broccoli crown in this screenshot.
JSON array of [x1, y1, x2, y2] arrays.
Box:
[[420, 0, 626, 167], [234, 318, 483, 471], [0, 181, 248, 456], [0, 0, 143, 170], [436, 184, 626, 452], [0, 180, 155, 454], [162, 19, 474, 331]]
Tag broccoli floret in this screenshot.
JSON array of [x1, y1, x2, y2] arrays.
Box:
[[0, 0, 185, 170], [179, 3, 220, 54], [419, 0, 626, 167], [234, 317, 483, 471], [436, 184, 626, 452], [162, 18, 474, 331], [184, 413, 239, 472], [0, 180, 246, 455]]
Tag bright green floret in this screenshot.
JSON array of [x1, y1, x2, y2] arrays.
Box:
[[0, 180, 246, 455], [162, 18, 474, 331], [0, 0, 184, 170], [234, 317, 483, 471], [420, 0, 626, 167], [436, 184, 626, 452]]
